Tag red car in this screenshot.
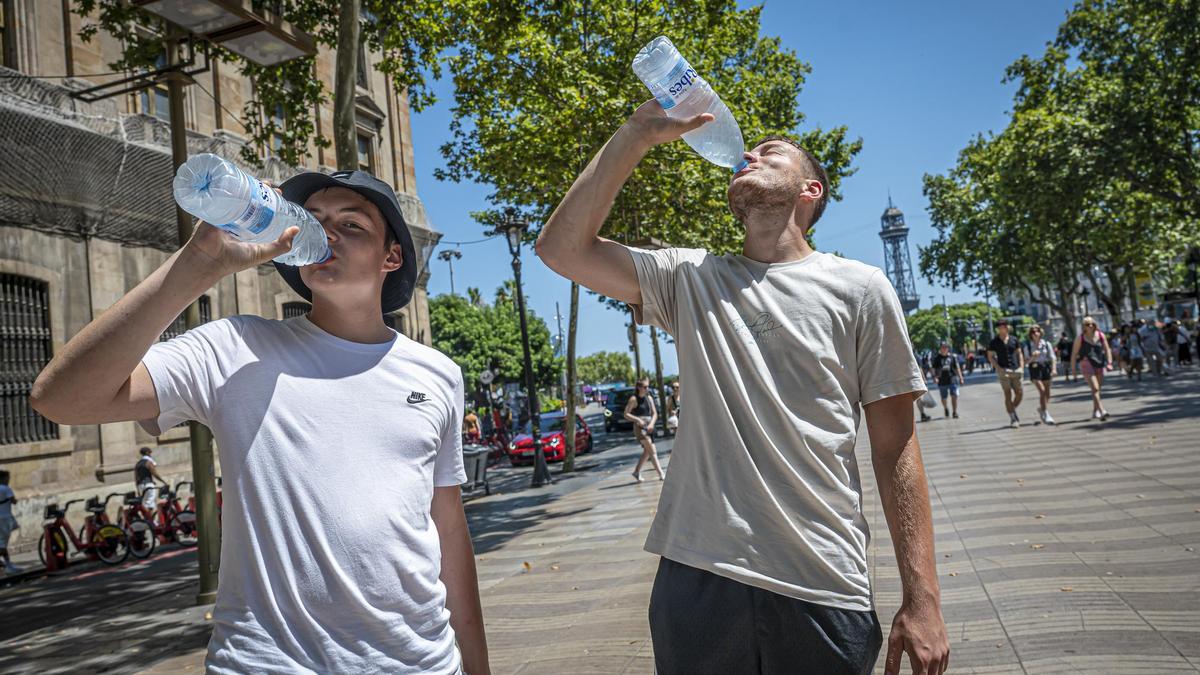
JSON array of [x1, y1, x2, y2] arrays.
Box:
[[509, 413, 593, 466]]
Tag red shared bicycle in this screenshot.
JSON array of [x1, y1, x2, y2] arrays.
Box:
[[39, 498, 128, 570]]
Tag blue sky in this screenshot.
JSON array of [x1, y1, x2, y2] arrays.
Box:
[[410, 1, 1076, 377]]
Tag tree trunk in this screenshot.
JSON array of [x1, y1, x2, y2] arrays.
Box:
[[629, 308, 642, 378], [650, 326, 666, 437], [1016, 278, 1077, 339], [562, 282, 580, 473], [1083, 265, 1123, 330], [333, 0, 361, 170]]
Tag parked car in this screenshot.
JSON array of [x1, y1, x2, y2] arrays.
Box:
[[603, 387, 662, 434], [509, 412, 593, 466], [603, 387, 635, 433]]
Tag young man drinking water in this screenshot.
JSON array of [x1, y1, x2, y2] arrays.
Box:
[[31, 170, 488, 674], [537, 101, 949, 675]]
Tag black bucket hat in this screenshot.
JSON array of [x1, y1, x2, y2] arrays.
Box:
[[273, 170, 417, 313]]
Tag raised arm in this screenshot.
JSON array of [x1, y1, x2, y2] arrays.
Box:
[[535, 100, 712, 304], [31, 217, 298, 426]]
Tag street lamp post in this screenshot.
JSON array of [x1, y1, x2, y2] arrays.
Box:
[[942, 294, 951, 347], [496, 211, 553, 488], [437, 249, 462, 296]]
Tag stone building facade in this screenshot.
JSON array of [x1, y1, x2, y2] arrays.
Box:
[[0, 2, 441, 546]]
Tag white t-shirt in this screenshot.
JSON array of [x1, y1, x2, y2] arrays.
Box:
[[628, 248, 925, 611], [141, 315, 466, 673]]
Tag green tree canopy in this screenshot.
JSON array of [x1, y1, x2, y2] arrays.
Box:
[[921, 0, 1199, 332], [575, 351, 635, 386], [440, 0, 860, 251], [906, 302, 1004, 353]]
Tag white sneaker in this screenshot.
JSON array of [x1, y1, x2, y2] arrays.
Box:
[[1043, 411, 1056, 425], [1009, 413, 1020, 428]]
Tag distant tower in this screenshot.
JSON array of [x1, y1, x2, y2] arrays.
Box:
[[879, 196, 920, 314]]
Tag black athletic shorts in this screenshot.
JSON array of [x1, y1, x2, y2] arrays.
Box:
[[648, 557, 882, 675]]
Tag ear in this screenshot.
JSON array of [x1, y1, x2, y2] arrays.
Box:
[[382, 242, 403, 273], [799, 178, 824, 203]]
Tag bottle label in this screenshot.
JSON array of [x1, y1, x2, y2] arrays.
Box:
[[650, 58, 705, 110], [226, 179, 279, 236]]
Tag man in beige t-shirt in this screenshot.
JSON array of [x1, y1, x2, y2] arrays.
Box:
[[537, 100, 948, 675]]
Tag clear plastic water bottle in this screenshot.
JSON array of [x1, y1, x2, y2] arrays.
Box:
[[172, 153, 331, 266], [632, 36, 746, 170]]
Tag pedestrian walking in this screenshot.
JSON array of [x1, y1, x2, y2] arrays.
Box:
[[537, 102, 948, 675], [988, 320, 1026, 427], [625, 378, 665, 482], [1024, 325, 1057, 425], [1174, 320, 1192, 366], [31, 171, 489, 673], [1056, 332, 1074, 381], [0, 470, 21, 575], [1138, 319, 1170, 377], [133, 447, 168, 511], [665, 381, 682, 435], [1119, 324, 1146, 380], [1071, 316, 1113, 421], [463, 407, 481, 443], [928, 343, 963, 418]]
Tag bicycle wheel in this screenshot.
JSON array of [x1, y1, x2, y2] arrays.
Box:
[[170, 511, 198, 547], [125, 518, 156, 559], [93, 524, 129, 564], [37, 530, 68, 568]]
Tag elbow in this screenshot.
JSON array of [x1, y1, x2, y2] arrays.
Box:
[[29, 375, 60, 421]]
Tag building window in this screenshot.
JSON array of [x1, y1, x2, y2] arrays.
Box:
[[356, 42, 369, 89], [1, 274, 58, 445], [137, 52, 171, 122], [0, 0, 16, 70], [269, 103, 287, 154], [160, 295, 211, 342], [282, 301, 311, 319], [357, 133, 375, 173]]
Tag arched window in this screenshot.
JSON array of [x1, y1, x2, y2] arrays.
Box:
[[1, 274, 58, 445], [282, 301, 311, 319], [160, 295, 211, 342]]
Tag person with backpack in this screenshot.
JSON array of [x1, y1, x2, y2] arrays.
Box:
[[134, 447, 169, 511], [1023, 325, 1058, 425], [1071, 316, 1113, 421], [927, 343, 963, 419]]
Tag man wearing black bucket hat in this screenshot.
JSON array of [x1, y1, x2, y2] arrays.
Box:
[[31, 169, 489, 674]]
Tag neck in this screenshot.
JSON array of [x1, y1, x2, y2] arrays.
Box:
[[307, 295, 394, 344], [740, 205, 815, 264]]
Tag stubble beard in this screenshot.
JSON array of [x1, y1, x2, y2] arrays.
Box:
[[727, 172, 803, 226]]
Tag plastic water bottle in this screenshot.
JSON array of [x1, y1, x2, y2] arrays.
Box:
[[632, 36, 746, 170], [172, 153, 331, 266]]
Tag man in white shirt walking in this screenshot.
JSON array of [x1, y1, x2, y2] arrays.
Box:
[[537, 100, 948, 675], [32, 170, 488, 674]]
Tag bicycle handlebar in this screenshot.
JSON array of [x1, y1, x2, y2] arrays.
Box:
[[174, 481, 193, 493], [102, 492, 123, 507], [61, 498, 84, 512]]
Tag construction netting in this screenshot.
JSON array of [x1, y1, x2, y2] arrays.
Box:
[[0, 67, 307, 251]]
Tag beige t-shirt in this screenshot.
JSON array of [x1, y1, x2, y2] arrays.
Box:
[[628, 247, 925, 611]]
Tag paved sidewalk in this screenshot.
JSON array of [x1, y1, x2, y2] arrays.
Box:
[[6, 371, 1198, 673], [473, 369, 1200, 673]]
